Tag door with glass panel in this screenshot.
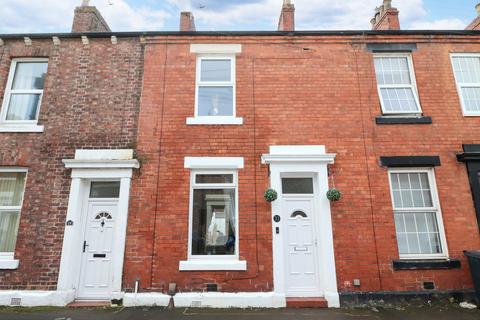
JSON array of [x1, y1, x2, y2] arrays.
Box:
[[0, 171, 27, 262], [77, 181, 120, 300], [281, 177, 321, 297]]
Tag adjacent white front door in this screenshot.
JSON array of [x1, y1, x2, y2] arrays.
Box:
[[282, 195, 321, 297], [77, 199, 119, 300]]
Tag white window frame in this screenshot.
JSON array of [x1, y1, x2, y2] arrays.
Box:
[[187, 170, 239, 260], [374, 53, 423, 116], [450, 53, 480, 117], [0, 167, 28, 269], [0, 58, 48, 132], [387, 168, 448, 260], [187, 54, 243, 125], [180, 161, 246, 271]]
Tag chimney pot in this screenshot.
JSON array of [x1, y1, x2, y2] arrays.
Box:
[[72, 2, 111, 32], [371, 0, 400, 30], [180, 12, 196, 32], [476, 3, 480, 16], [278, 0, 295, 31]]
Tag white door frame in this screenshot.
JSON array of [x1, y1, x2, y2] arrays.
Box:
[[57, 150, 139, 300], [261, 146, 339, 308]]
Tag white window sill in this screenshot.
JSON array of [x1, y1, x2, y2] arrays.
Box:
[[0, 259, 19, 269], [179, 260, 247, 271], [186, 117, 243, 125], [0, 124, 44, 133]]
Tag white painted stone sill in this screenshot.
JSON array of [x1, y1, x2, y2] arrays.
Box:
[[186, 117, 243, 125], [0, 124, 44, 133], [0, 259, 19, 269], [179, 260, 247, 271]]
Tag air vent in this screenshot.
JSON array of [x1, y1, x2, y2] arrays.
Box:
[[191, 300, 202, 308], [206, 283, 218, 292], [10, 298, 21, 306], [423, 281, 435, 290]]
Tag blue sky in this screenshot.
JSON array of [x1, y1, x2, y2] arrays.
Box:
[[0, 0, 478, 33]]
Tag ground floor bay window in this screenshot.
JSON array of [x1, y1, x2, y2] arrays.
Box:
[[180, 157, 246, 271], [0, 169, 27, 269]]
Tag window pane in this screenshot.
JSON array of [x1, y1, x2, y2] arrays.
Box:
[[0, 172, 26, 207], [191, 189, 236, 256], [0, 211, 20, 252], [6, 94, 40, 120], [282, 178, 314, 194], [12, 62, 48, 90], [201, 60, 231, 82], [452, 57, 480, 84], [390, 172, 432, 208], [380, 88, 420, 113], [461, 87, 480, 113], [374, 57, 411, 85], [195, 174, 233, 184], [89, 182, 120, 198], [394, 212, 442, 255], [198, 87, 233, 116]]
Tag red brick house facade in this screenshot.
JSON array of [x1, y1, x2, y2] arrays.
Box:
[[0, 0, 480, 308]]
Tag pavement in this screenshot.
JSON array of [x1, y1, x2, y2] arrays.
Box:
[[0, 305, 479, 320]]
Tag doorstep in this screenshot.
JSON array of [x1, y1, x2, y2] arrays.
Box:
[[286, 297, 328, 308], [67, 300, 111, 308]]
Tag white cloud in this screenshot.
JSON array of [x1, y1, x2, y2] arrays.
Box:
[[0, 0, 471, 33], [0, 0, 170, 33], [167, 0, 468, 31]]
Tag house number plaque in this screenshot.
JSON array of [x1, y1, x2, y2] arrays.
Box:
[[273, 215, 281, 223], [66, 220, 74, 226]]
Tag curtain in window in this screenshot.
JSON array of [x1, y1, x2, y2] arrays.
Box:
[[0, 173, 25, 206], [0, 211, 20, 252]]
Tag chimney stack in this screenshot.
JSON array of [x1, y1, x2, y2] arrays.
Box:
[[180, 12, 196, 32], [466, 3, 480, 30], [72, 0, 111, 33], [278, 0, 295, 32], [371, 0, 400, 30]]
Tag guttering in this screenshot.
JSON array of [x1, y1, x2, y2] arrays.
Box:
[[1, 29, 480, 40]]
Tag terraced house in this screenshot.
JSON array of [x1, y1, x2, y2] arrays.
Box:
[[0, 0, 480, 309]]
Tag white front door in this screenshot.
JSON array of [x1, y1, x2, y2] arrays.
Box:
[[77, 200, 118, 299], [282, 196, 321, 297]]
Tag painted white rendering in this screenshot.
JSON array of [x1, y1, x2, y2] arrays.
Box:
[[0, 290, 75, 307], [57, 149, 139, 301], [123, 292, 285, 308], [262, 145, 340, 308]]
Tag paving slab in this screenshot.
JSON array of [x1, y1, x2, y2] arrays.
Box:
[[0, 305, 478, 320]]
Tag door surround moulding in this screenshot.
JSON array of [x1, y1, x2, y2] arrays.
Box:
[[57, 149, 138, 300], [261, 145, 339, 308]]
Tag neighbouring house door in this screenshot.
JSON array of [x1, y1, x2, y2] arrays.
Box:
[[77, 199, 119, 299], [457, 144, 480, 230], [282, 195, 321, 297]]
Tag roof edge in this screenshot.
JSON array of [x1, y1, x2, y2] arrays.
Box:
[[1, 30, 480, 39]]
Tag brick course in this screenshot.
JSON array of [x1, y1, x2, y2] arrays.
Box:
[[127, 34, 480, 295], [0, 37, 143, 290]]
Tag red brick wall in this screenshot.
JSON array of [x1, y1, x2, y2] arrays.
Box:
[[127, 34, 480, 294], [0, 37, 143, 290]]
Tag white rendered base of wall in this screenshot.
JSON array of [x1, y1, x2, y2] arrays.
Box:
[[325, 291, 340, 308], [0, 290, 75, 307], [124, 292, 286, 308], [0, 290, 337, 308]]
